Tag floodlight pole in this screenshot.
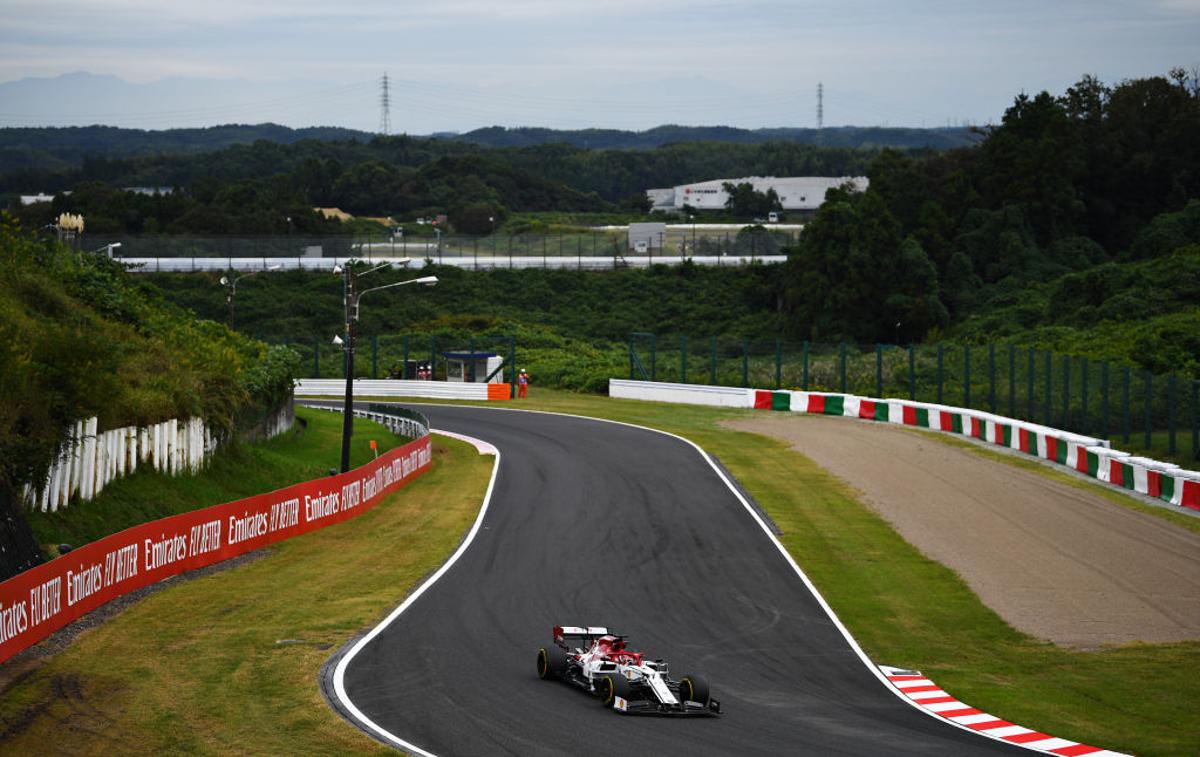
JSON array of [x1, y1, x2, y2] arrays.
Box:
[[340, 265, 358, 473], [338, 267, 435, 473]]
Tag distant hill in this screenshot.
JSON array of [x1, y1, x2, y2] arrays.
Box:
[[0, 122, 981, 178], [450, 125, 983, 150], [0, 123, 373, 175]]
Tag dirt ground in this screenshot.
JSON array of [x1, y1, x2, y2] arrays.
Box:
[[726, 414, 1200, 648]]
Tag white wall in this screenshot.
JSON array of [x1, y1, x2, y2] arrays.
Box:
[[609, 379, 754, 408], [296, 378, 495, 400]]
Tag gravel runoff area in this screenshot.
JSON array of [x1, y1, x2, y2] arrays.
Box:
[[726, 414, 1200, 649]]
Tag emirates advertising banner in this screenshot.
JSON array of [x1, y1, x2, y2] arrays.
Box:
[[0, 435, 432, 664]]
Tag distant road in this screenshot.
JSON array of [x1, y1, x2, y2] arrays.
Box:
[[120, 254, 787, 273]]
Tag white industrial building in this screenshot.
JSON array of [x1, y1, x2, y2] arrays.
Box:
[[647, 176, 868, 213]]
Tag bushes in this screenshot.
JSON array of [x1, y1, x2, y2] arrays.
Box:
[[0, 213, 298, 490]]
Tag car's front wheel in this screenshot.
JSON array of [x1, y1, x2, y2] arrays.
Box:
[[678, 673, 711, 707], [598, 672, 635, 708]]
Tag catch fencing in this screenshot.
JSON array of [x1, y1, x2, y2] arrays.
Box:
[[629, 335, 1200, 465], [83, 232, 795, 272]]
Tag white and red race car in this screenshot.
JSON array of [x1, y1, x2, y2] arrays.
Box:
[[536, 625, 722, 716]]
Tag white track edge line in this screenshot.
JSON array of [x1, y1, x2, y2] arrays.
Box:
[[326, 400, 1080, 753], [331, 429, 499, 757]]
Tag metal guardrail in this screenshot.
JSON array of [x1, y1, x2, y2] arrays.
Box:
[[299, 401, 430, 440]]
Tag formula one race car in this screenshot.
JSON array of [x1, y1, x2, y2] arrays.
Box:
[[536, 625, 722, 716]]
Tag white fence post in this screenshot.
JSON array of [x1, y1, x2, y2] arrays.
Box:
[[24, 408, 293, 509], [81, 417, 97, 501]]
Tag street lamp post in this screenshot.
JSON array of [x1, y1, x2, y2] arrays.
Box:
[[220, 264, 281, 327], [334, 262, 435, 473], [690, 214, 696, 258]]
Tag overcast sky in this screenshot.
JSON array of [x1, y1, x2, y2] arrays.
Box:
[[2, 0, 1198, 133]]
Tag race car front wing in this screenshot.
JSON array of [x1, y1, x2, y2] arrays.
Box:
[[613, 695, 722, 717]]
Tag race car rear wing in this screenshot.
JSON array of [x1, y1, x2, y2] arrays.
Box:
[[553, 626, 612, 646]]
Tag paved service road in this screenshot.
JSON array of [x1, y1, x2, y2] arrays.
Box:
[[340, 405, 1031, 756]]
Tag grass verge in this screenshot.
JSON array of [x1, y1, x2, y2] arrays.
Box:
[[367, 390, 1197, 756], [0, 410, 492, 754]]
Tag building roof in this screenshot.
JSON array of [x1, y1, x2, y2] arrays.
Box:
[[443, 351, 499, 360]]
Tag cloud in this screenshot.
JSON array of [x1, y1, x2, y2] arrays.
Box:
[[1, 0, 1196, 130], [1155, 0, 1200, 11]]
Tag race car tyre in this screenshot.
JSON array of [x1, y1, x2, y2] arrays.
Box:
[[614, 673, 634, 701], [678, 674, 711, 707], [598, 673, 634, 709], [597, 674, 617, 707], [537, 646, 567, 680]]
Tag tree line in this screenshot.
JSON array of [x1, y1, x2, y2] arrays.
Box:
[[2, 69, 1196, 364], [780, 69, 1200, 347], [3, 134, 878, 235]]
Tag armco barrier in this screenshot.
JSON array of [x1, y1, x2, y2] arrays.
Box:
[[608, 379, 1200, 512], [0, 434, 432, 664], [296, 378, 511, 401]]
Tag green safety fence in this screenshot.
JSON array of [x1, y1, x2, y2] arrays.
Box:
[[630, 335, 1200, 466]]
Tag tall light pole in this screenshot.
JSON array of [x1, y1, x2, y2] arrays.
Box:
[[690, 214, 696, 258], [220, 265, 281, 327], [334, 261, 434, 473]]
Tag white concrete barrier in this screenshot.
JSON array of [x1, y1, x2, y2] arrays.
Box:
[[609, 378, 1198, 511], [296, 378, 502, 401], [608, 379, 754, 408]]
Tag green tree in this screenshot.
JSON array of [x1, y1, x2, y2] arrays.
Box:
[[782, 187, 947, 341], [453, 202, 507, 235], [721, 182, 782, 218]]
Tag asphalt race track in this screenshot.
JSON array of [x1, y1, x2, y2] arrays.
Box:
[[339, 404, 1033, 756]]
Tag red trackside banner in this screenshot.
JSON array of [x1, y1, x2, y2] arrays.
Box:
[[0, 435, 432, 664]]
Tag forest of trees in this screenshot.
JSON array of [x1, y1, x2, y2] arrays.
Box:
[[451, 124, 980, 150], [0, 123, 977, 178], [1, 70, 1197, 360], [780, 70, 1200, 349], [2, 135, 876, 227]]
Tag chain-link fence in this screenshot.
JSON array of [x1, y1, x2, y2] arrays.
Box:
[[83, 231, 798, 271], [630, 335, 1200, 465]]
